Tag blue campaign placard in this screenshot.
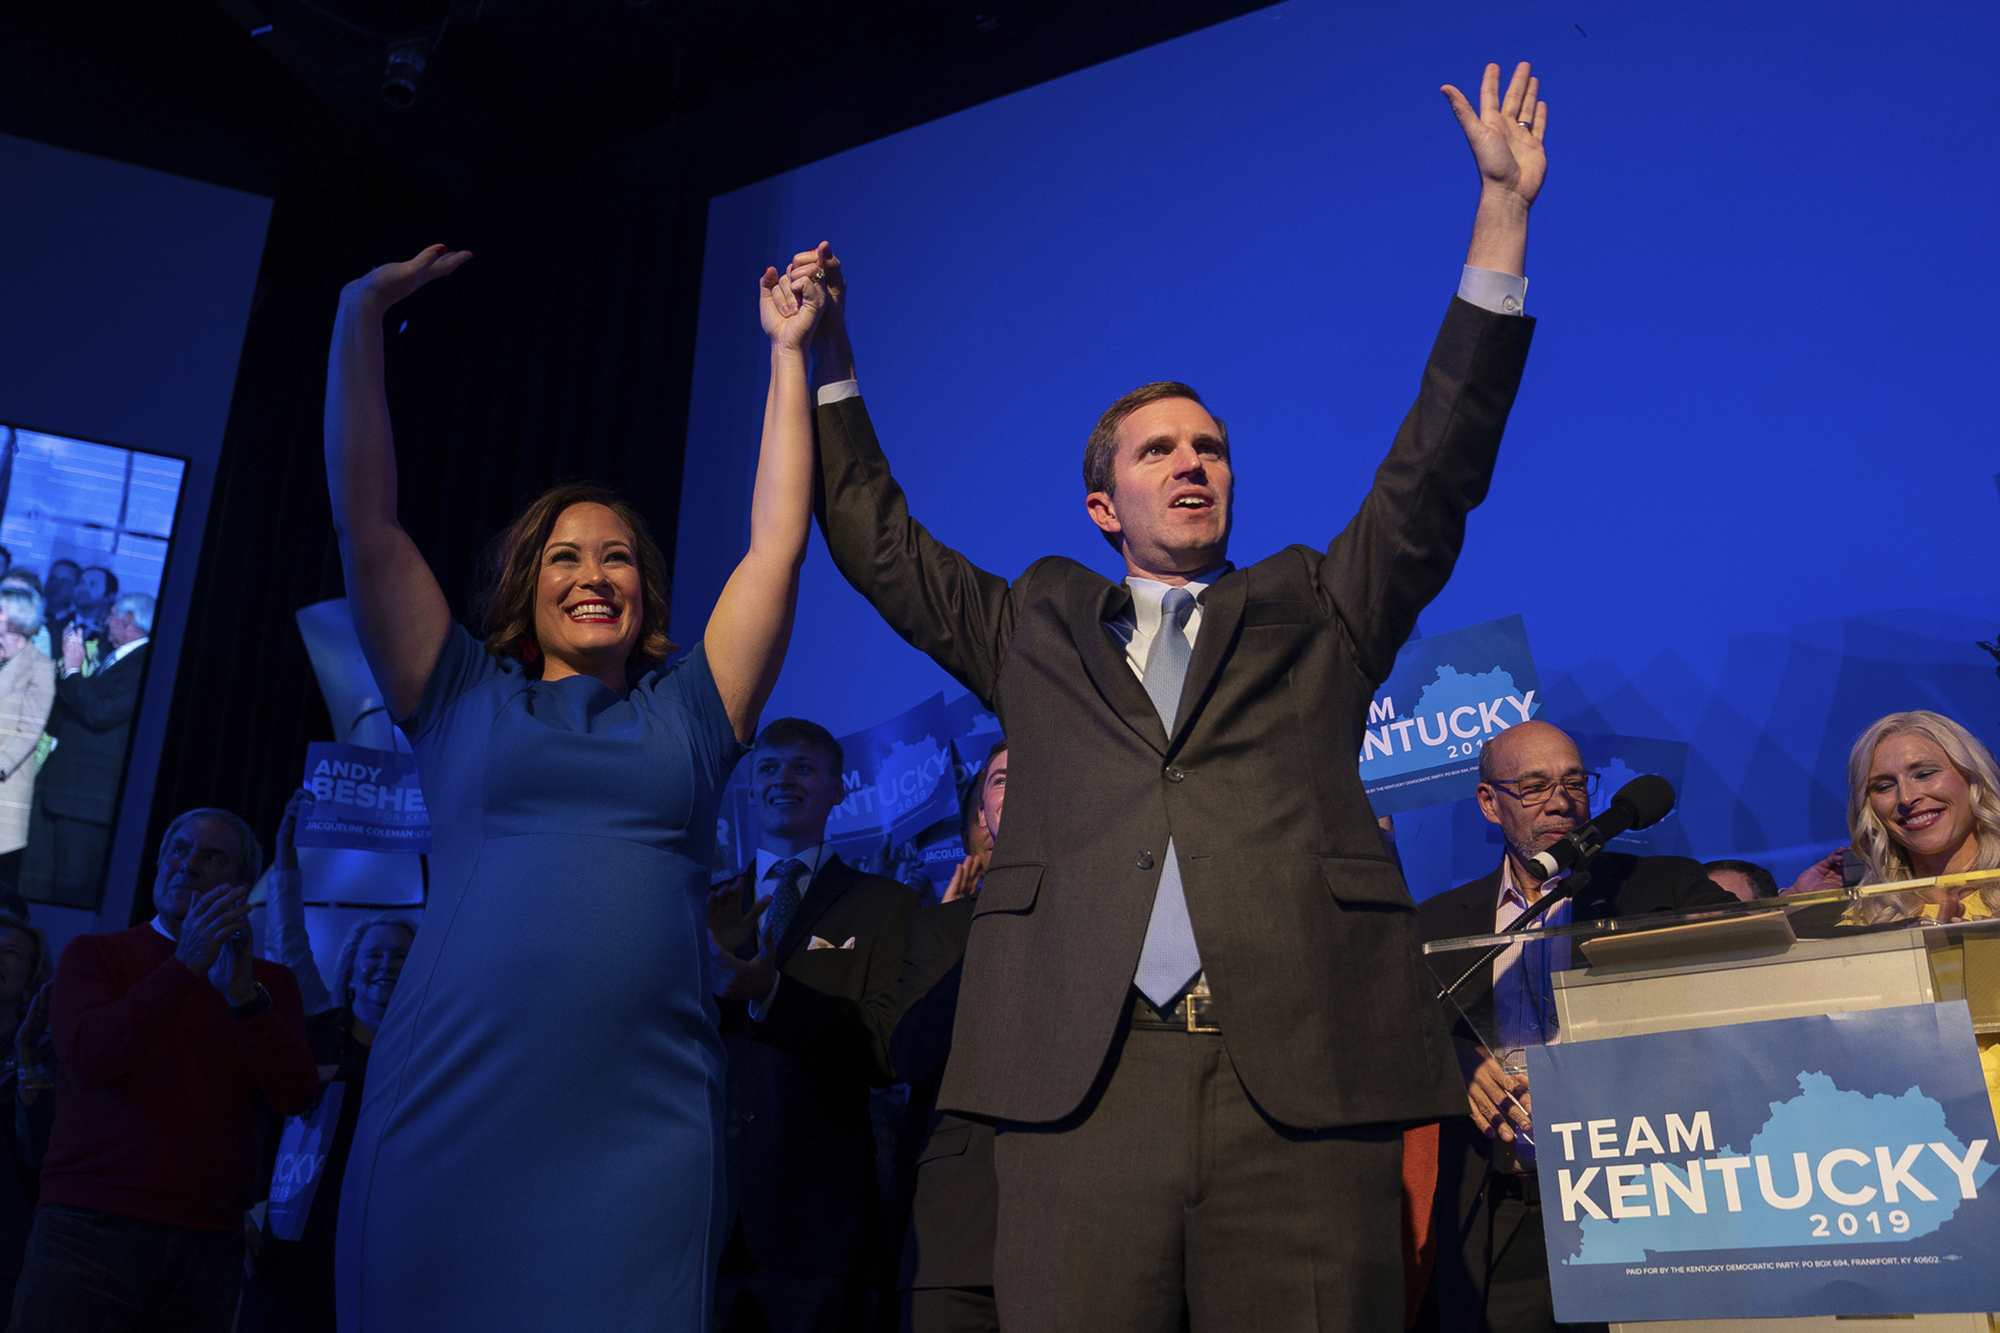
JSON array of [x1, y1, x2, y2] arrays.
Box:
[[1361, 615, 1541, 817], [296, 741, 431, 854], [1528, 1004, 2000, 1320]]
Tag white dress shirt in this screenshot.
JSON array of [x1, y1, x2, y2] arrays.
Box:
[[1108, 566, 1231, 682]]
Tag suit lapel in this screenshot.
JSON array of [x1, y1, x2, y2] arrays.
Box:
[[777, 854, 859, 965], [1073, 579, 1168, 757], [1170, 569, 1244, 747]]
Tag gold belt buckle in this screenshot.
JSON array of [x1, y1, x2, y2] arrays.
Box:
[[1184, 992, 1219, 1033]]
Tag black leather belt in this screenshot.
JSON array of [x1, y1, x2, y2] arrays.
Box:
[[1491, 1169, 1540, 1205], [1128, 988, 1220, 1033]]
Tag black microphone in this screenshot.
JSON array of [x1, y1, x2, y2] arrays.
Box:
[[1523, 774, 1676, 882]]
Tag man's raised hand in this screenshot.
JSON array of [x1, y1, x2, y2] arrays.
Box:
[[345, 244, 472, 316], [784, 243, 853, 386], [1443, 62, 1548, 210]]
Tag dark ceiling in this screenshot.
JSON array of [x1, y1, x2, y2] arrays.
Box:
[[3, 0, 1275, 214]]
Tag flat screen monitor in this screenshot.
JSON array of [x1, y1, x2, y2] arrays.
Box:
[[0, 420, 187, 912]]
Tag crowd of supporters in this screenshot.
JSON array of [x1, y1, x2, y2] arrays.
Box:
[[0, 700, 1987, 1332]]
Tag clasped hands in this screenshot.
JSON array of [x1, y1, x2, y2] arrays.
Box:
[[173, 883, 259, 1007]]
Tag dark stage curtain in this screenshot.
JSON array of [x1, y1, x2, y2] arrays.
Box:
[[133, 139, 709, 920]]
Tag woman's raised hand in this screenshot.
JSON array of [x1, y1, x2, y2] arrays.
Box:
[[760, 251, 828, 353], [346, 244, 473, 315]]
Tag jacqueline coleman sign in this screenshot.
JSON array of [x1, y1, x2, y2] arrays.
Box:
[[296, 741, 432, 854], [1528, 1004, 2000, 1321]]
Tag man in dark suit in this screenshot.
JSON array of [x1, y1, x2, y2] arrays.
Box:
[[20, 592, 152, 909], [808, 60, 1551, 1333], [711, 717, 920, 1333], [1416, 720, 1731, 1333], [894, 741, 1007, 1333]]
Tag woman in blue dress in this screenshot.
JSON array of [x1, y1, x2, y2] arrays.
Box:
[[322, 242, 831, 1331]]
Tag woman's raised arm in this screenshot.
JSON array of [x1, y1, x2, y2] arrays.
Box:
[[324, 245, 471, 719], [705, 249, 829, 741]]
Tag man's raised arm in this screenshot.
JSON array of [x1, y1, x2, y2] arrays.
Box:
[[797, 245, 1017, 709], [1321, 62, 1547, 685]]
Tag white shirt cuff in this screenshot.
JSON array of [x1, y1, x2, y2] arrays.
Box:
[[816, 380, 861, 406], [1458, 265, 1528, 316], [748, 973, 782, 1021]]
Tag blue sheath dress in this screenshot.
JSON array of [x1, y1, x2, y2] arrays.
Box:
[[335, 625, 747, 1332]]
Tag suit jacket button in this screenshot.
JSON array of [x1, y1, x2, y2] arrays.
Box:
[[1164, 765, 1185, 782], [1137, 850, 1155, 870]]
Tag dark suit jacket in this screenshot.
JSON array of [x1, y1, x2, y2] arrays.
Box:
[[1416, 852, 1730, 1328], [38, 642, 149, 824], [815, 296, 1534, 1131], [891, 897, 996, 1292], [721, 854, 918, 1277]]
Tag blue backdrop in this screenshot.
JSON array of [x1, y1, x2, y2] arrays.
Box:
[[674, 0, 2000, 899]]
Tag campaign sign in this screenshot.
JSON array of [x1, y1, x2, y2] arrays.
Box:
[[1529, 1003, 2000, 1320], [1361, 615, 1541, 817], [267, 1082, 345, 1241], [296, 742, 431, 854], [823, 692, 964, 858], [713, 694, 969, 884]]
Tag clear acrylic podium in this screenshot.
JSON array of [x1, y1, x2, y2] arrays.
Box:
[[1423, 882, 2000, 1333]]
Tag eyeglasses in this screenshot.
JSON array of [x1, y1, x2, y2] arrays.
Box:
[[1489, 772, 1600, 806]]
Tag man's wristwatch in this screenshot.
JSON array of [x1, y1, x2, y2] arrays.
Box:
[[228, 983, 272, 1021]]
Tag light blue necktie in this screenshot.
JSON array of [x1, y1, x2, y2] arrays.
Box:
[[1134, 588, 1202, 1008]]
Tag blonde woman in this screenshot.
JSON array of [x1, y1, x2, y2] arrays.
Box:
[[0, 585, 54, 887], [1840, 710, 2000, 1124], [1842, 710, 2000, 926]]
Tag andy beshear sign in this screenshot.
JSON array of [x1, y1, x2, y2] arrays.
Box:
[[296, 741, 432, 854], [1527, 1003, 2000, 1321]]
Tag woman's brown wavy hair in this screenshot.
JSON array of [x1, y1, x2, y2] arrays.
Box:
[[472, 482, 675, 680]]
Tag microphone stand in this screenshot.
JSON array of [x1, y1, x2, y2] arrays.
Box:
[[1434, 858, 1596, 1006], [1431, 854, 1602, 1153]]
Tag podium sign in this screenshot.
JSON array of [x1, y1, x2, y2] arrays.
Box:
[[1528, 1002, 2000, 1321]]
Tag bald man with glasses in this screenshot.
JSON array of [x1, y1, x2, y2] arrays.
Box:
[[1414, 720, 1729, 1333]]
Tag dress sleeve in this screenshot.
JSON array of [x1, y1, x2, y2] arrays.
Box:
[[645, 642, 751, 795], [396, 622, 511, 742]]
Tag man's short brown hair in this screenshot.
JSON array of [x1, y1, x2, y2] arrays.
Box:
[[1081, 383, 1228, 552], [755, 717, 844, 775]]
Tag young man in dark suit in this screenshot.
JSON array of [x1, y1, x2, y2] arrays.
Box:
[[893, 741, 1007, 1333], [711, 718, 919, 1333], [20, 593, 152, 909], [1416, 720, 1731, 1333], [808, 59, 1551, 1333]]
